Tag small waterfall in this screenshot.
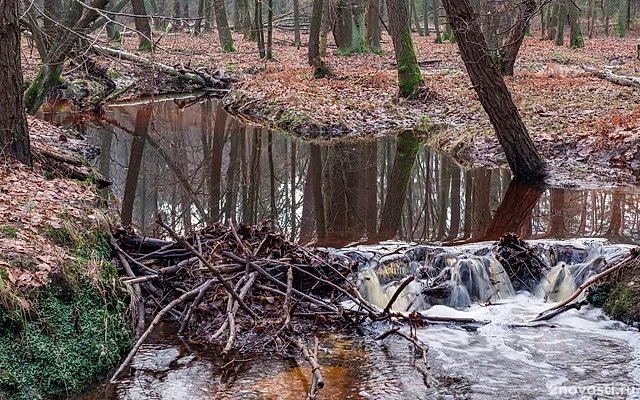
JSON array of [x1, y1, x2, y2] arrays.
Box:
[[537, 263, 577, 302], [346, 240, 634, 312], [356, 269, 423, 312]]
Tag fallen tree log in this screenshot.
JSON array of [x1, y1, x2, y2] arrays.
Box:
[[583, 65, 640, 89], [91, 44, 233, 88]]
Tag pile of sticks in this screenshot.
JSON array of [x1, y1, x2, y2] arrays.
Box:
[[108, 215, 430, 398]]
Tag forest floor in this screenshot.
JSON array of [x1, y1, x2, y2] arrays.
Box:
[[20, 29, 640, 187]]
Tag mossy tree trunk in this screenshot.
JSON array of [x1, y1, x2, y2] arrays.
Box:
[[23, 0, 110, 114], [441, 0, 546, 180], [335, 0, 367, 54], [366, 0, 382, 52], [566, 0, 584, 48], [1, 0, 31, 166], [387, 0, 424, 97], [214, 0, 236, 51], [132, 0, 153, 50]]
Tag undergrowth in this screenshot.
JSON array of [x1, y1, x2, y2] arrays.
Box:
[[0, 230, 133, 400]]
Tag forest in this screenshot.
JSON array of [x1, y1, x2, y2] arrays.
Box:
[[1, 0, 640, 398]]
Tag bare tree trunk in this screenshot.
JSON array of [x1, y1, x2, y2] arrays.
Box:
[[433, 0, 442, 42], [387, 0, 424, 96], [255, 0, 266, 57], [267, 0, 273, 58], [196, 0, 206, 32], [320, 0, 331, 54], [309, 0, 324, 63], [500, 0, 536, 76], [555, 1, 566, 45], [484, 180, 544, 240], [441, 0, 545, 180], [411, 0, 424, 35], [547, 2, 558, 40], [366, 0, 382, 52], [132, 0, 153, 50], [1, 0, 30, 166], [293, 0, 301, 48], [423, 0, 430, 35]]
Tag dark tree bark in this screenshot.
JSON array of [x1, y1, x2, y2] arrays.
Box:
[[1, 0, 31, 166], [500, 0, 536, 76], [441, 0, 545, 180], [387, 0, 424, 96], [309, 0, 324, 64]]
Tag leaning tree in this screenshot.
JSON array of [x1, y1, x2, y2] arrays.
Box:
[[441, 0, 545, 180], [1, 0, 31, 166]]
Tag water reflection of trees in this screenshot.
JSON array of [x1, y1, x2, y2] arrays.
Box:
[[53, 99, 640, 246]]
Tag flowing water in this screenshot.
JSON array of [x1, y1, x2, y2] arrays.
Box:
[[43, 95, 640, 399]]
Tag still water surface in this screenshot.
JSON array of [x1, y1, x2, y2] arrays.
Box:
[[41, 96, 640, 247], [41, 96, 640, 399]]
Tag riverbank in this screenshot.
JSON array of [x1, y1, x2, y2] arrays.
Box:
[[0, 118, 132, 400], [21, 30, 640, 187]]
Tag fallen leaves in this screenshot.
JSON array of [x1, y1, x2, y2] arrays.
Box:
[[0, 117, 101, 293]]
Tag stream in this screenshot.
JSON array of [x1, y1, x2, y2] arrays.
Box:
[[41, 95, 640, 399]]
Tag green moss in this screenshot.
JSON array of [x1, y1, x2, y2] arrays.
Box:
[[603, 283, 640, 323], [24, 63, 64, 114], [396, 27, 423, 98], [138, 39, 153, 52], [0, 230, 132, 400], [0, 226, 18, 239], [0, 280, 132, 400]]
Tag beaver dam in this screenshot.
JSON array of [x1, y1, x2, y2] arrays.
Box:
[[38, 96, 640, 399]]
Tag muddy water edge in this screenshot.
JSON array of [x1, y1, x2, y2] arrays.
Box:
[[38, 95, 640, 399]]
